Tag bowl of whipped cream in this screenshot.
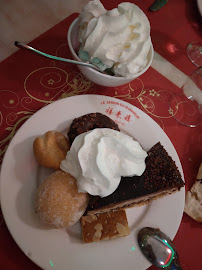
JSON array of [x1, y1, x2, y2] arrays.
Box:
[[68, 0, 154, 87]]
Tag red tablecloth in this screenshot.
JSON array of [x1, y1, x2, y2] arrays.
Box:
[[0, 1, 202, 270]]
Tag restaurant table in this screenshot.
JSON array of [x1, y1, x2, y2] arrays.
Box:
[[0, 0, 202, 270]]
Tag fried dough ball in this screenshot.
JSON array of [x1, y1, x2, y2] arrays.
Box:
[[35, 170, 89, 228], [33, 131, 70, 170], [184, 181, 202, 222]]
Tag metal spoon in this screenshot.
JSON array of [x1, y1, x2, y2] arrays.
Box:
[[14, 41, 102, 72], [137, 227, 183, 270]]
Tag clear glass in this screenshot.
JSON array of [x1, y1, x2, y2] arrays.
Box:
[[170, 67, 202, 127], [187, 41, 202, 67]]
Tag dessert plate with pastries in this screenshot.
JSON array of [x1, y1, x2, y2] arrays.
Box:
[[0, 95, 185, 270]]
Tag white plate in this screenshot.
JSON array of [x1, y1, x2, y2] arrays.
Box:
[[197, 0, 202, 16], [0, 95, 185, 270]]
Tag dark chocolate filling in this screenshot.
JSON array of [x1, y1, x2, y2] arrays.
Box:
[[68, 112, 120, 145], [87, 142, 184, 212]]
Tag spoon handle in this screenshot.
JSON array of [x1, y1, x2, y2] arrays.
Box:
[[167, 254, 183, 270], [14, 41, 100, 71]]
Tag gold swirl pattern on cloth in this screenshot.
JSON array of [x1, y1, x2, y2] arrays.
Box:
[[24, 65, 95, 104], [0, 55, 95, 163], [0, 43, 189, 164]]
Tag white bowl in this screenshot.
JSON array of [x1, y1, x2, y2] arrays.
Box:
[[67, 18, 154, 87]]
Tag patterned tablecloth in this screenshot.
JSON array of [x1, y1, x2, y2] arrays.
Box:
[[0, 1, 202, 270]]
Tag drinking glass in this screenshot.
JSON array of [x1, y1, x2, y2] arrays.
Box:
[[170, 67, 202, 127], [187, 41, 202, 67]]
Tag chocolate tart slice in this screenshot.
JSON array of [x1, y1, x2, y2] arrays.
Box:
[[87, 142, 184, 214]]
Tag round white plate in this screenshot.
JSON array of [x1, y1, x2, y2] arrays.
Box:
[[0, 95, 185, 270], [197, 0, 202, 16]]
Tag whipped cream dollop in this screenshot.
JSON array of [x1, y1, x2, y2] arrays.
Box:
[[60, 128, 147, 197], [78, 0, 152, 78]]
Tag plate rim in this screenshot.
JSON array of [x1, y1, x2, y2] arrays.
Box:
[[0, 94, 185, 270]]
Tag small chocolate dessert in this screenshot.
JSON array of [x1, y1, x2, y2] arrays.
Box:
[[68, 112, 120, 144]]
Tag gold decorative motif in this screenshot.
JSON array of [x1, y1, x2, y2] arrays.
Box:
[[9, 99, 15, 104], [149, 89, 160, 97], [113, 79, 184, 129], [48, 79, 55, 85], [1, 90, 19, 108], [168, 108, 174, 116], [0, 43, 96, 163], [23, 67, 94, 104], [0, 113, 33, 163], [0, 42, 187, 164]]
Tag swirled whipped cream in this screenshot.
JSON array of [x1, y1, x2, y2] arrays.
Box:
[[78, 0, 152, 78], [60, 128, 147, 197]]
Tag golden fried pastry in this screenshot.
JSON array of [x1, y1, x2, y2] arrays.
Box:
[[184, 162, 202, 222], [33, 131, 70, 170], [196, 162, 202, 180], [81, 210, 130, 243], [184, 181, 202, 222], [35, 170, 89, 228]]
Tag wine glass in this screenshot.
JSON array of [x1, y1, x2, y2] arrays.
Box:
[[169, 67, 202, 127], [187, 41, 202, 67]]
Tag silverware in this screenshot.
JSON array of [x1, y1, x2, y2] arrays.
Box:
[[14, 41, 101, 72], [138, 227, 183, 269], [150, 0, 168, 11]]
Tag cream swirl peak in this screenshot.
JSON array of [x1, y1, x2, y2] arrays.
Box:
[[78, 1, 152, 78], [60, 128, 147, 197]]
